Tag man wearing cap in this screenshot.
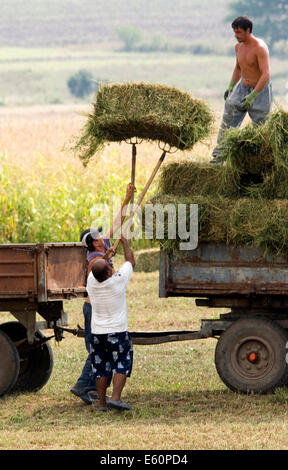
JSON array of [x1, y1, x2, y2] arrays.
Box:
[[70, 183, 135, 405], [87, 234, 135, 411]]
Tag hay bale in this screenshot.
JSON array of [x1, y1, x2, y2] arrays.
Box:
[[158, 160, 241, 198], [156, 147, 288, 201], [143, 109, 288, 257], [218, 109, 288, 199], [220, 124, 271, 174], [74, 82, 213, 165], [159, 161, 221, 196], [221, 109, 288, 174], [134, 248, 160, 272], [144, 193, 288, 256], [244, 166, 288, 199]]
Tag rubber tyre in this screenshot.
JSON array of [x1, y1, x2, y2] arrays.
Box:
[[0, 329, 20, 396], [215, 317, 288, 394], [0, 322, 54, 393]]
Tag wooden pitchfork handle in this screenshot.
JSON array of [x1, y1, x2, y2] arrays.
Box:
[[109, 150, 167, 256]]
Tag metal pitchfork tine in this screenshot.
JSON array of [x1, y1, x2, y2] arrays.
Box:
[[108, 140, 177, 257]]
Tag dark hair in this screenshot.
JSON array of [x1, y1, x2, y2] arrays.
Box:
[[92, 261, 111, 282], [80, 227, 103, 252], [232, 16, 253, 33], [80, 228, 95, 251]]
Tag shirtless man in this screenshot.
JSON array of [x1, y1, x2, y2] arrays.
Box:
[[211, 16, 272, 163]]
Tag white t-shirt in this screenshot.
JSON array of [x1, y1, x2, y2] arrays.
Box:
[[86, 261, 133, 334]]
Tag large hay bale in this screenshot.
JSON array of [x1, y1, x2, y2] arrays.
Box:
[[158, 160, 241, 198], [144, 193, 288, 257], [74, 82, 213, 165], [239, 166, 288, 199], [219, 109, 288, 199], [143, 109, 288, 257], [220, 109, 288, 174], [157, 160, 288, 200]]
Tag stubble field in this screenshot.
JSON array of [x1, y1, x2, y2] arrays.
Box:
[[1, 105, 288, 450]]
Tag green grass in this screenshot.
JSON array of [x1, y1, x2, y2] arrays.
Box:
[[0, 0, 232, 48], [0, 48, 234, 106], [1, 74, 288, 449], [0, 46, 287, 107], [1, 269, 288, 450], [0, 0, 287, 109]]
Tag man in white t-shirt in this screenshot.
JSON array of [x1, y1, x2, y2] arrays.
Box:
[[86, 235, 135, 412]]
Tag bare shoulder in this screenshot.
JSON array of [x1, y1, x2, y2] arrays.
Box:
[[255, 37, 269, 55], [235, 42, 241, 59]]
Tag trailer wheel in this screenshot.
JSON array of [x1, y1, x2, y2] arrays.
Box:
[[215, 317, 288, 394], [0, 329, 20, 396], [0, 322, 53, 393]]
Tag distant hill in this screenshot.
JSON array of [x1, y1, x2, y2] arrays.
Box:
[[0, 0, 232, 47]]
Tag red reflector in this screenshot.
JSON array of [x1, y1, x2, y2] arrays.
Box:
[[249, 352, 257, 362]]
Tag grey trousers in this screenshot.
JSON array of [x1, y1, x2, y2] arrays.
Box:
[[212, 80, 273, 157]]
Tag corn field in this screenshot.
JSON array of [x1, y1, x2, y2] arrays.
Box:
[[0, 106, 192, 248]]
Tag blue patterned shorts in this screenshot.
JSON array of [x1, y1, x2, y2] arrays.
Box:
[[90, 331, 133, 378]]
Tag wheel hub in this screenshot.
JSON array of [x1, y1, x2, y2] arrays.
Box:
[[232, 337, 274, 380]]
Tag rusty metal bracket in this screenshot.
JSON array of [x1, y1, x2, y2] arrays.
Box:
[[53, 326, 211, 345], [54, 325, 85, 339], [15, 333, 55, 358]]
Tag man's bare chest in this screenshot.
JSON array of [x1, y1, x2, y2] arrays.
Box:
[[237, 47, 258, 69]]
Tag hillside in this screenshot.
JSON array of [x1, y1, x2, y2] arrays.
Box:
[[0, 1, 287, 107], [0, 0, 232, 47]]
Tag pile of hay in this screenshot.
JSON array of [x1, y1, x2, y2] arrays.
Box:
[[145, 193, 288, 257], [144, 108, 288, 256], [74, 82, 213, 166], [158, 161, 240, 198], [220, 109, 288, 174], [157, 159, 288, 200]]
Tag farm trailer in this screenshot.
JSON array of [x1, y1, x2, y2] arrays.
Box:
[[157, 243, 288, 394], [0, 243, 87, 396], [1, 242, 288, 396]]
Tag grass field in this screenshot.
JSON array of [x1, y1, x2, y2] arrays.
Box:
[[0, 0, 232, 48], [0, 46, 287, 107], [1, 0, 288, 452], [1, 268, 288, 450], [1, 105, 288, 450], [0, 103, 218, 246], [0, 48, 234, 105], [0, 1, 287, 106]]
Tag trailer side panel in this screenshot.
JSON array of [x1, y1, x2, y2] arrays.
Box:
[[0, 245, 37, 299], [160, 243, 288, 298]]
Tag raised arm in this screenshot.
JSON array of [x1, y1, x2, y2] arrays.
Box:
[[120, 234, 135, 269], [105, 183, 136, 240]]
